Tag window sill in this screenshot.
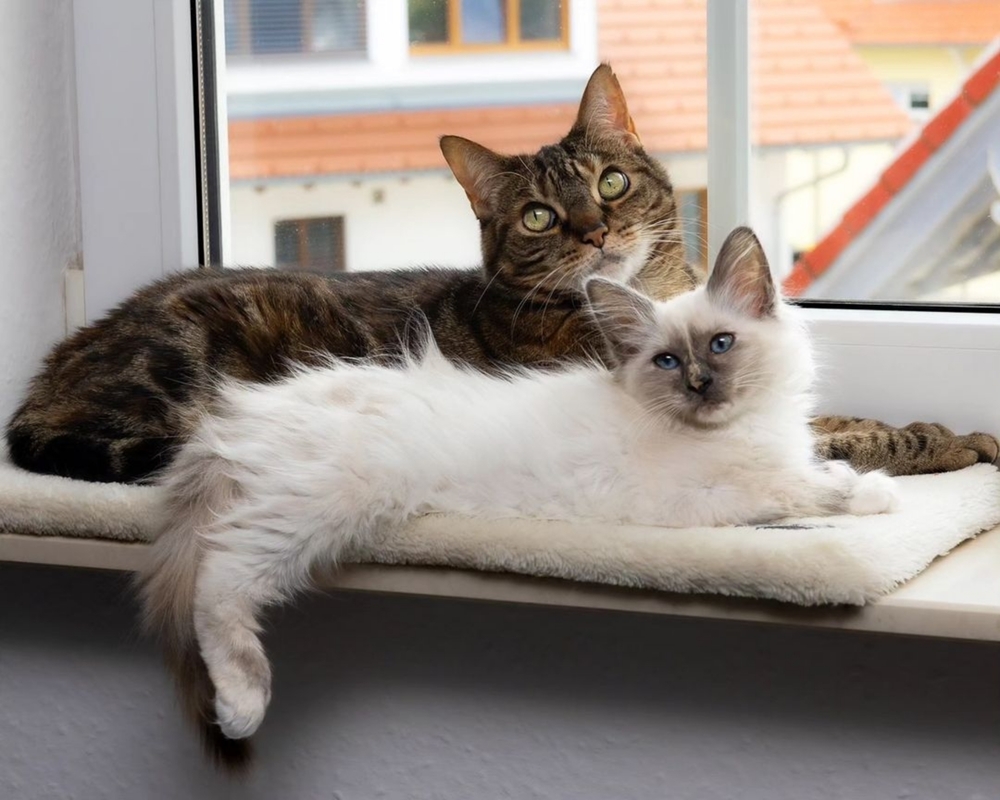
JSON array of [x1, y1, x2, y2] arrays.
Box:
[[3, 523, 999, 642]]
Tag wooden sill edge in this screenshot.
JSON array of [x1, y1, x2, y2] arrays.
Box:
[[3, 528, 1000, 643]]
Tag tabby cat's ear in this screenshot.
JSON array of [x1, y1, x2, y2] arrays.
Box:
[[573, 63, 640, 145], [584, 277, 657, 365], [440, 135, 507, 221], [707, 227, 778, 318]]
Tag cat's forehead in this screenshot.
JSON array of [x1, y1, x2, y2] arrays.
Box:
[[535, 143, 601, 175], [652, 290, 743, 341]]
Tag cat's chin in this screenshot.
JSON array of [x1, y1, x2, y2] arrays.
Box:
[[589, 245, 648, 283], [682, 400, 737, 429]]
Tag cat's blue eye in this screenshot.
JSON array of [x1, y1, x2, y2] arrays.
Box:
[[522, 204, 557, 232], [653, 353, 680, 370], [710, 333, 735, 354]]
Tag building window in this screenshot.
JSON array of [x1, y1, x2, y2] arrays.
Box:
[[678, 188, 708, 273], [908, 89, 930, 110], [225, 0, 367, 58], [886, 82, 932, 119], [275, 217, 347, 272], [408, 0, 568, 52]]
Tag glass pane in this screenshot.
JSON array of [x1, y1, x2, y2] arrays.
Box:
[[520, 0, 561, 42], [304, 218, 340, 268], [217, 0, 707, 289], [274, 220, 303, 266], [223, 1, 242, 55], [308, 1, 368, 55], [409, 0, 449, 44], [678, 190, 707, 272], [250, 0, 303, 54], [224, 0, 366, 57], [462, 0, 505, 44], [751, 1, 1000, 304]]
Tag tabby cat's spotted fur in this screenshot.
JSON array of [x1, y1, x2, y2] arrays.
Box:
[[5, 65, 996, 484]]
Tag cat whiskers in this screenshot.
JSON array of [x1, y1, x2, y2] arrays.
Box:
[[537, 263, 584, 332]]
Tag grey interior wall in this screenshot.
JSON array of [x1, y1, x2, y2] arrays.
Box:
[[0, 0, 79, 427], [2, 563, 998, 800]]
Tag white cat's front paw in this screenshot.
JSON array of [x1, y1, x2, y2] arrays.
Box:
[[848, 471, 900, 516], [214, 678, 271, 740]]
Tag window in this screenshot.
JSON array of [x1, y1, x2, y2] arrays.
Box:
[[67, 0, 1000, 442], [275, 217, 346, 272], [909, 89, 930, 110], [224, 0, 367, 58], [408, 0, 568, 51], [887, 82, 932, 120]]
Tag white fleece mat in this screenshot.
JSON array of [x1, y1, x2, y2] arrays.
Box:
[[2, 457, 999, 606]]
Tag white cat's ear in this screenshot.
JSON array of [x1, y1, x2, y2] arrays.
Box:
[[440, 135, 506, 221], [573, 63, 640, 145], [584, 278, 657, 364], [707, 227, 778, 318]]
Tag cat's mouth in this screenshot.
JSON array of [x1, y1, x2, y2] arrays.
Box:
[[685, 399, 735, 428], [589, 238, 651, 283]]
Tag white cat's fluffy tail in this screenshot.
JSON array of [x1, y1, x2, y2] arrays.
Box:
[[135, 436, 252, 774]]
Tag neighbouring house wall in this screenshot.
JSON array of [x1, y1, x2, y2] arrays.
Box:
[[762, 143, 898, 278], [228, 174, 483, 271], [858, 44, 984, 114], [226, 156, 712, 273], [0, 0, 79, 427]]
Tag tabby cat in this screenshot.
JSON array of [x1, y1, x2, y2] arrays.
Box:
[[141, 227, 898, 770], [5, 65, 996, 482]]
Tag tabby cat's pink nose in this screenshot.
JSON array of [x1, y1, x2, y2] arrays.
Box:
[[582, 223, 608, 248]]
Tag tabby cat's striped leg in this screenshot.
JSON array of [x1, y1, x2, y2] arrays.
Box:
[[811, 416, 999, 476]]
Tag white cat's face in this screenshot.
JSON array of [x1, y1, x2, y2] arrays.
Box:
[[620, 291, 804, 428], [585, 227, 813, 430]]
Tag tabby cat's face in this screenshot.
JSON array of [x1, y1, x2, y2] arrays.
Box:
[[441, 64, 682, 300], [478, 134, 677, 296]]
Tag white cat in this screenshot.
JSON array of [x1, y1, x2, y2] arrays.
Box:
[[139, 226, 898, 769]]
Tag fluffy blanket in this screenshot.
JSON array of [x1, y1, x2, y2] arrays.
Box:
[[2, 458, 999, 606]]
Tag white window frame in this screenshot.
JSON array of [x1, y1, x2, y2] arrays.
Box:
[[706, 0, 1000, 436], [73, 0, 199, 323], [74, 0, 1000, 437]]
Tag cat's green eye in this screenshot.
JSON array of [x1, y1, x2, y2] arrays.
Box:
[[710, 333, 735, 354], [653, 352, 680, 370], [598, 169, 630, 200], [522, 204, 557, 232]]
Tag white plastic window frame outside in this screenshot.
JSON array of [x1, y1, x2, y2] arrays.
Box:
[[706, 0, 1000, 436], [74, 1, 1000, 437]]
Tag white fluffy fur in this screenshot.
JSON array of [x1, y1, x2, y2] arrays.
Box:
[[142, 230, 901, 744]]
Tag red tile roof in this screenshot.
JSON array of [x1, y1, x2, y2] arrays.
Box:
[[784, 42, 1000, 295], [817, 0, 1000, 46], [229, 0, 911, 181]]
